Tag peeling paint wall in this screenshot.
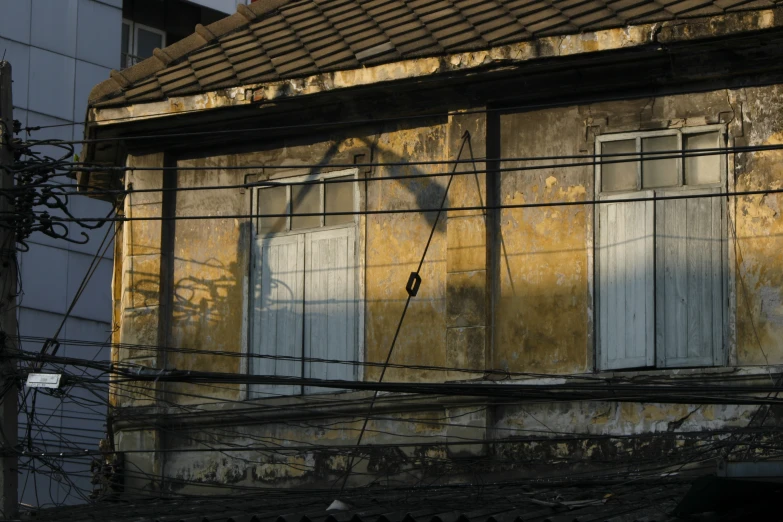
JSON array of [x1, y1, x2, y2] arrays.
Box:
[[492, 86, 783, 374], [733, 84, 783, 365], [495, 106, 591, 375], [159, 403, 489, 492], [166, 157, 247, 404], [116, 152, 165, 409], [111, 84, 783, 494], [364, 119, 450, 384]]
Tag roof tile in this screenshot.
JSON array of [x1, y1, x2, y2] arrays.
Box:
[[159, 76, 200, 95], [234, 55, 274, 76], [88, 0, 783, 107], [313, 48, 361, 69]]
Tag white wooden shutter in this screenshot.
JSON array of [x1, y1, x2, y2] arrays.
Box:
[[656, 188, 724, 367], [598, 192, 655, 370], [304, 227, 357, 394], [250, 235, 304, 397]]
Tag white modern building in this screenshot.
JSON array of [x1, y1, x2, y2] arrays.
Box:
[[0, 0, 249, 507]]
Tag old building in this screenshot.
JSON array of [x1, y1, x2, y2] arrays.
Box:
[[78, 0, 783, 503]]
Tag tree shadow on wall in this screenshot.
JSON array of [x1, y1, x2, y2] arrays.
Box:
[[146, 117, 457, 382]]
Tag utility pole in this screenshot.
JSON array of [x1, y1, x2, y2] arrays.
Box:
[[0, 61, 18, 520]]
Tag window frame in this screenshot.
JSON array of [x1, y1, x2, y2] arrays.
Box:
[[251, 169, 360, 236], [122, 20, 131, 68], [244, 168, 363, 400], [593, 125, 729, 371], [596, 126, 727, 195], [121, 19, 166, 69]]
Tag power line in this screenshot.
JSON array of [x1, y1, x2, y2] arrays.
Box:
[[5, 136, 772, 218], [10, 336, 562, 379], [7, 342, 781, 387], [19, 186, 783, 224], [3, 141, 760, 207], [11, 352, 783, 405], [78, 144, 770, 174], [20, 143, 770, 191], [340, 130, 475, 492], [53, 144, 763, 201], [13, 426, 776, 459]]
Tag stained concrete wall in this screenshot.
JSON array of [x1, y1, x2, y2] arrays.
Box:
[[120, 115, 488, 402], [111, 85, 783, 493], [734, 84, 783, 365], [489, 85, 783, 454], [166, 156, 247, 404], [496, 105, 592, 375], [493, 86, 783, 374]]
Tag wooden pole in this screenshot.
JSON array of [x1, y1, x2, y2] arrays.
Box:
[[0, 60, 19, 520]]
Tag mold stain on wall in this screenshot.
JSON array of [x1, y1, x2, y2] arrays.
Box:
[[112, 84, 783, 493]]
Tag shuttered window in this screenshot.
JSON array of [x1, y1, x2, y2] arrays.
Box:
[[249, 170, 359, 397], [597, 193, 655, 370], [304, 228, 356, 394], [596, 128, 726, 370]]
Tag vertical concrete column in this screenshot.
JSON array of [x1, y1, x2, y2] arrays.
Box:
[[116, 152, 166, 496], [445, 113, 488, 382], [120, 153, 165, 399]]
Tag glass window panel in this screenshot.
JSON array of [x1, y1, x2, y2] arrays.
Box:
[[642, 136, 678, 188], [291, 183, 321, 230], [136, 27, 162, 60], [325, 176, 354, 226], [122, 23, 130, 56], [257, 186, 287, 234], [685, 132, 721, 185], [601, 139, 637, 192], [122, 23, 130, 68]]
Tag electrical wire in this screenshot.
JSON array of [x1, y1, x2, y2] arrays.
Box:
[[7, 112, 783, 508], [19, 186, 783, 225], [340, 130, 474, 492], [7, 143, 773, 201], [0, 134, 115, 507]]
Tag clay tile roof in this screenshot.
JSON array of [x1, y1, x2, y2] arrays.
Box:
[[88, 0, 783, 108]]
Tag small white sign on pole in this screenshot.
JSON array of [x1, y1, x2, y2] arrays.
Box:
[[25, 373, 62, 389]]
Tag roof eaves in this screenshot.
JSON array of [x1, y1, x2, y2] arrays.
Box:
[[85, 6, 783, 117], [87, 0, 290, 108]]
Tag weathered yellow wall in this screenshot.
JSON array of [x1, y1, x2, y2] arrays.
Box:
[[166, 157, 247, 404], [493, 87, 783, 374], [734, 85, 783, 365], [114, 153, 167, 494], [490, 85, 783, 455], [364, 120, 450, 383], [115, 152, 165, 409], [115, 89, 783, 398], [496, 106, 592, 374], [153, 117, 480, 405], [112, 85, 783, 493]]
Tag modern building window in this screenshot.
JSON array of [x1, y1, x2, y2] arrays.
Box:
[[595, 127, 727, 370], [121, 19, 165, 69], [249, 170, 359, 397]]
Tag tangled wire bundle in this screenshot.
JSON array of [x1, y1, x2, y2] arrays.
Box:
[[1, 119, 111, 251]]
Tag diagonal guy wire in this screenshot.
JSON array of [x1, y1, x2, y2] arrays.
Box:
[[337, 130, 475, 494]]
